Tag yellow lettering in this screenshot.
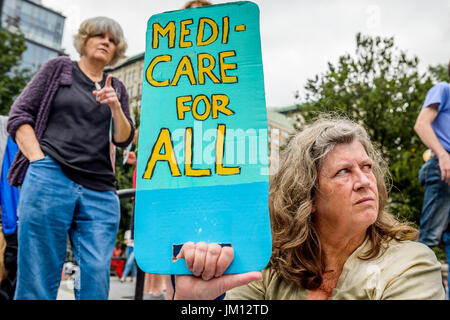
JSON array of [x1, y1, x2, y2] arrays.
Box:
[[197, 53, 221, 85], [184, 127, 211, 177], [146, 55, 172, 87], [176, 96, 192, 120], [147, 52, 238, 87], [215, 124, 241, 175], [197, 18, 219, 47], [192, 95, 211, 121], [152, 22, 175, 49], [222, 17, 230, 44], [179, 19, 193, 48], [212, 94, 233, 118], [171, 56, 197, 86], [143, 128, 181, 179], [219, 51, 238, 84]]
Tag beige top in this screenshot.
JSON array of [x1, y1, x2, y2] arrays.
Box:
[[226, 239, 445, 300]]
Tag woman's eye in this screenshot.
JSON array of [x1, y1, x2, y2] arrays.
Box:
[[337, 168, 349, 175], [363, 164, 372, 170]]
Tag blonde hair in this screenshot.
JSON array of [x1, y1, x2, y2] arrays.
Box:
[[269, 115, 418, 290], [73, 16, 127, 66], [182, 0, 212, 9]]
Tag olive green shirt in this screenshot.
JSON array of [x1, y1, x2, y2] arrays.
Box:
[[226, 239, 445, 300]]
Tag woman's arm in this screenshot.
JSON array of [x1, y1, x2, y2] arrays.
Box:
[[15, 124, 45, 162], [414, 104, 450, 184], [93, 74, 132, 144], [381, 243, 445, 300], [7, 58, 61, 141], [111, 105, 132, 144]]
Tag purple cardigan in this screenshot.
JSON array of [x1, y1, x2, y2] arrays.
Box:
[[7, 56, 135, 187]]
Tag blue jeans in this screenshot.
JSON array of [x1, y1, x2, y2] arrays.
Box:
[[418, 157, 450, 247], [14, 155, 120, 300], [122, 246, 136, 278]]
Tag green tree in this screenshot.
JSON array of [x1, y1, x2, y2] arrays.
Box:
[[428, 63, 449, 83], [297, 32, 440, 224], [0, 29, 30, 115]]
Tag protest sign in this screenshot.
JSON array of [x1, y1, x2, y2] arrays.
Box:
[[134, 1, 271, 274]]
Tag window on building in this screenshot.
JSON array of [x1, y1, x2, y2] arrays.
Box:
[[128, 86, 134, 98]]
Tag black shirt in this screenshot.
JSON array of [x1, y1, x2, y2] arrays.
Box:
[[41, 61, 116, 191]]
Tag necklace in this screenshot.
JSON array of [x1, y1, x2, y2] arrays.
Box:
[[95, 82, 102, 102]]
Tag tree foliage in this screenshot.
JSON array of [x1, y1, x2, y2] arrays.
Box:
[[428, 63, 449, 83], [0, 29, 30, 115], [296, 32, 441, 224]]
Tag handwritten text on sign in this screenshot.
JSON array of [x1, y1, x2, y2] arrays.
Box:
[[134, 2, 271, 274], [142, 15, 256, 180]]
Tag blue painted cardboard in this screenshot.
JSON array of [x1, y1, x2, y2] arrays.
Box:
[[134, 1, 271, 274]]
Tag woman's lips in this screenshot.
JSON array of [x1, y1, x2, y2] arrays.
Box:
[[355, 197, 374, 205]]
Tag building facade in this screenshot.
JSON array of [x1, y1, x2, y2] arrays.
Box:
[[267, 110, 296, 149], [266, 109, 296, 172], [0, 0, 65, 71], [272, 104, 305, 127]]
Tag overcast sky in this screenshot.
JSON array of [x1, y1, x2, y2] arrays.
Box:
[[42, 0, 450, 108]]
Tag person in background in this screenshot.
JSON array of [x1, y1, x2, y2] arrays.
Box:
[[0, 115, 9, 298], [0, 136, 20, 300], [182, 0, 212, 9], [0, 224, 5, 300], [170, 117, 445, 300], [7, 16, 135, 300], [111, 242, 125, 279], [414, 61, 450, 298], [120, 230, 136, 282]]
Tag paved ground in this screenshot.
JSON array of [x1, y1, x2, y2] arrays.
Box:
[[57, 276, 137, 300]]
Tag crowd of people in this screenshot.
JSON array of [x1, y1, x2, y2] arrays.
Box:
[[0, 0, 448, 301]]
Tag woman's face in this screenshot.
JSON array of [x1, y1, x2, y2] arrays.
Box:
[[313, 140, 379, 238], [83, 31, 117, 66]]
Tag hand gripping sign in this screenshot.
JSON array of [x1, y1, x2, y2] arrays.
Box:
[[134, 1, 271, 274]]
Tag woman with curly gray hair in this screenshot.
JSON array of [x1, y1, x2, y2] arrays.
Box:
[[7, 16, 135, 300], [169, 116, 444, 300]]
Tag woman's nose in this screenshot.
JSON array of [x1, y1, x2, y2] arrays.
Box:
[[354, 169, 371, 190], [100, 36, 109, 45]]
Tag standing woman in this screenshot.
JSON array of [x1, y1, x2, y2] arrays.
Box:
[[7, 17, 135, 300]]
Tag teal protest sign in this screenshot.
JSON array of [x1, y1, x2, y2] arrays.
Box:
[[134, 1, 271, 274]]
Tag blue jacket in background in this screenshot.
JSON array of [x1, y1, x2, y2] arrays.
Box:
[[1, 136, 19, 235]]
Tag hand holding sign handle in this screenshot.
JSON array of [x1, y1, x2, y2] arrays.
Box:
[[93, 74, 121, 113], [171, 242, 262, 300]]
